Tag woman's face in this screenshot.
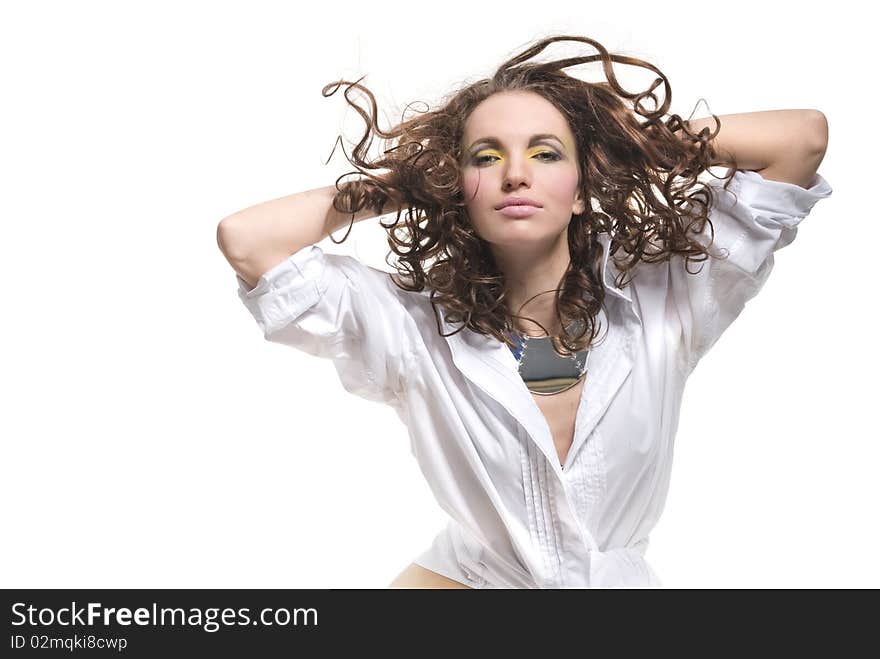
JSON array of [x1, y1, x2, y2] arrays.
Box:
[[460, 90, 586, 249]]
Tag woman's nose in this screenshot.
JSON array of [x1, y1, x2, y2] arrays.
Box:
[[502, 157, 531, 189]]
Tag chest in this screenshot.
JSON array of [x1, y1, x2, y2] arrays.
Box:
[[531, 376, 586, 468]]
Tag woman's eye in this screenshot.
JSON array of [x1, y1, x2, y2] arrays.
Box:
[[472, 151, 560, 166]]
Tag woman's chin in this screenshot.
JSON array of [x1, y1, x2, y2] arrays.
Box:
[[483, 231, 567, 253]]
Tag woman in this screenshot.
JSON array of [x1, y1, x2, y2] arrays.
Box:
[[217, 35, 831, 588]]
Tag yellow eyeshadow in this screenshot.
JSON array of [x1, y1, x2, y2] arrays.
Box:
[[474, 147, 551, 158]]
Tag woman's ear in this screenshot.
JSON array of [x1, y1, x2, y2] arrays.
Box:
[[572, 188, 587, 215]]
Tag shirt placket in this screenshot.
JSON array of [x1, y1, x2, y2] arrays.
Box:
[[519, 425, 594, 588]]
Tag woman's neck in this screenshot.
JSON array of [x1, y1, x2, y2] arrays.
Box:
[[491, 233, 571, 337]]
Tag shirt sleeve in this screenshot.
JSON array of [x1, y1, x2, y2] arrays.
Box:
[[235, 243, 417, 405], [669, 168, 833, 373]]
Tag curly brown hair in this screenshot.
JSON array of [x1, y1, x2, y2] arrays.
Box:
[[321, 34, 739, 356]]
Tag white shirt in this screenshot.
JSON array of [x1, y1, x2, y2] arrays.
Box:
[[235, 169, 832, 588]]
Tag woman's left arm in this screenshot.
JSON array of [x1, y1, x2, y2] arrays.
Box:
[[666, 109, 833, 374], [682, 109, 829, 188]]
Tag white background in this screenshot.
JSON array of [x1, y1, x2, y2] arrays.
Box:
[[2, 0, 876, 588]]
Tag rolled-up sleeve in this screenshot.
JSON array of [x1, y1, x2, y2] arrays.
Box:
[[670, 169, 833, 372], [236, 243, 417, 405]]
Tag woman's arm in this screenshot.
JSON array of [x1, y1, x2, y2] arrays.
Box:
[[217, 181, 400, 288], [666, 109, 833, 372], [681, 109, 828, 188]]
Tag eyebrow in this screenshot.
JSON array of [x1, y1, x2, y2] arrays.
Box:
[[467, 133, 566, 152]]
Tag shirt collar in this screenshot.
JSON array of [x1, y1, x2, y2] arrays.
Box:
[[429, 231, 641, 484], [597, 232, 634, 307]]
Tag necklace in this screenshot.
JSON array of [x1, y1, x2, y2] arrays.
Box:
[[504, 319, 591, 395]]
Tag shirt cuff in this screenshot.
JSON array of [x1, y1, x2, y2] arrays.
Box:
[[712, 169, 833, 225], [235, 244, 327, 336]]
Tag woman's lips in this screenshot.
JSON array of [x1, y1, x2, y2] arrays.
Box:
[[497, 205, 541, 218]]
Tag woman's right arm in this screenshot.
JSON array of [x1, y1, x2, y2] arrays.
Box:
[[216, 183, 399, 288], [219, 180, 416, 406]]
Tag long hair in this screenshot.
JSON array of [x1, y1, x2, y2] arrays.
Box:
[[321, 34, 739, 355]]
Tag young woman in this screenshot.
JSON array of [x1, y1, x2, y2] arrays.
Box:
[[217, 35, 831, 588]]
